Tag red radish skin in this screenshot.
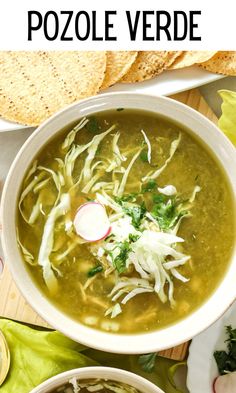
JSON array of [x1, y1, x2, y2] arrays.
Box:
[[73, 202, 111, 242], [213, 377, 217, 393], [213, 372, 236, 393]]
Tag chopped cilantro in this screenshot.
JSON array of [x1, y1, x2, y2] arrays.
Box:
[[123, 202, 147, 229], [110, 235, 139, 274], [115, 196, 147, 229], [152, 194, 167, 204], [86, 117, 100, 133], [138, 353, 157, 373], [87, 265, 103, 277], [129, 234, 140, 243], [115, 194, 137, 204], [214, 325, 236, 375], [113, 241, 131, 274], [140, 150, 148, 162], [104, 233, 114, 241], [151, 195, 187, 230], [142, 179, 157, 193]]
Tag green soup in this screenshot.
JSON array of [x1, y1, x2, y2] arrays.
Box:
[[17, 110, 235, 333], [50, 379, 140, 393]]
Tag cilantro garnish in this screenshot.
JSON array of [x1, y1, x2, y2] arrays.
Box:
[[110, 235, 140, 274], [87, 265, 103, 277], [113, 241, 131, 274], [142, 179, 157, 193], [115, 194, 137, 204], [129, 234, 140, 243], [140, 150, 148, 162], [115, 195, 147, 229], [138, 353, 157, 373], [123, 203, 147, 229], [151, 195, 187, 230], [214, 325, 236, 375]]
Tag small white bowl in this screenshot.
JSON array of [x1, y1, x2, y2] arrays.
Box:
[[1, 93, 236, 354], [29, 367, 164, 393]]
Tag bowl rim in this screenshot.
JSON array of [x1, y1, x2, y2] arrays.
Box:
[[2, 91, 236, 354], [29, 366, 163, 393]]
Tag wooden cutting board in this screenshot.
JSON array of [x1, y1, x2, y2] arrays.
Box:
[[0, 88, 218, 361]]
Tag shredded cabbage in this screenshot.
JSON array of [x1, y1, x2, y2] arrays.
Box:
[[28, 194, 41, 224], [19, 172, 46, 223], [38, 165, 65, 206], [103, 382, 137, 393], [96, 191, 122, 213], [189, 185, 201, 203], [105, 303, 122, 318], [16, 230, 35, 266], [82, 171, 104, 193], [33, 178, 50, 193], [24, 164, 65, 225], [92, 182, 114, 193], [62, 117, 89, 151], [64, 143, 92, 186], [68, 379, 139, 393], [141, 129, 152, 163], [65, 142, 106, 188], [55, 242, 78, 262], [109, 278, 153, 303], [117, 148, 142, 197], [122, 287, 153, 304], [171, 268, 189, 283], [112, 132, 127, 162], [87, 384, 104, 392], [82, 124, 116, 182], [106, 133, 127, 174], [25, 160, 38, 181], [38, 193, 70, 293], [102, 229, 190, 308], [158, 185, 177, 196], [163, 256, 190, 269], [142, 133, 181, 182], [69, 377, 80, 393], [129, 230, 190, 305]]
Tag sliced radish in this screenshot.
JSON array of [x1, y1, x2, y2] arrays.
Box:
[[213, 372, 236, 393], [73, 202, 111, 242], [213, 378, 217, 393]]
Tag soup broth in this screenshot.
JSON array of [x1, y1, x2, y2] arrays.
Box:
[[50, 379, 140, 393], [17, 110, 235, 333]]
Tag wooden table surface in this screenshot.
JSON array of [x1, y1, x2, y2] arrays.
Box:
[[0, 88, 218, 361]]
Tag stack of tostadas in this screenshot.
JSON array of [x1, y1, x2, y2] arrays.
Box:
[[0, 50, 235, 126]]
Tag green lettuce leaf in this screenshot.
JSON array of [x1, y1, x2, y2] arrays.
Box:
[[218, 90, 236, 145], [0, 319, 97, 393], [0, 318, 185, 393]]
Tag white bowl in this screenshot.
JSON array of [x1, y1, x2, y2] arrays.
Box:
[[1, 93, 236, 354], [29, 367, 163, 393]]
